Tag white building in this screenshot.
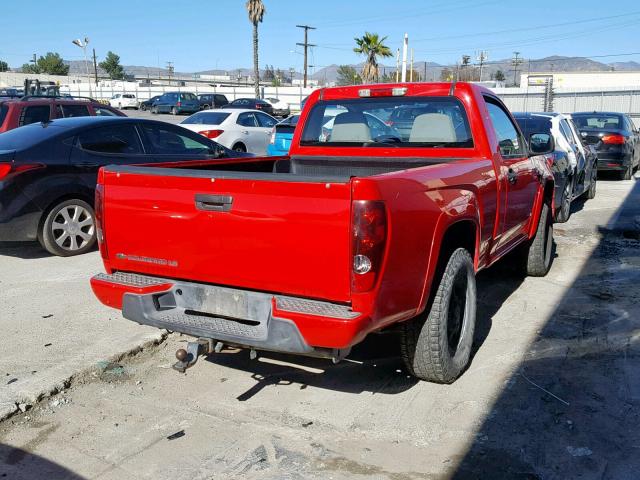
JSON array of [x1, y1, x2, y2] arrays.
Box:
[[520, 71, 640, 89]]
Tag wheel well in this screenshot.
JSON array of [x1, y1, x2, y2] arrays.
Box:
[[232, 142, 246, 151], [440, 220, 477, 261], [544, 180, 554, 207]]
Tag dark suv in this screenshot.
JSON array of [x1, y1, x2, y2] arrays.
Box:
[[0, 96, 124, 133], [198, 93, 228, 110], [151, 92, 200, 115]]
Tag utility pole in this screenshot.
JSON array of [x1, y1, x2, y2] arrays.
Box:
[[395, 48, 400, 82], [511, 51, 523, 87], [410, 48, 414, 82], [423, 61, 427, 83], [92, 48, 98, 86], [166, 61, 174, 85], [476, 50, 488, 82], [401, 33, 408, 82], [296, 25, 316, 88]]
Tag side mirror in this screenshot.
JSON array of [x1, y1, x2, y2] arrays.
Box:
[[529, 132, 554, 156]]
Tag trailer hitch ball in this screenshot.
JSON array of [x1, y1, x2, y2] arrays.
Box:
[[175, 348, 188, 362]]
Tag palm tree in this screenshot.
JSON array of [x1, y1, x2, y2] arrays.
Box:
[[246, 0, 265, 98], [353, 32, 393, 83]]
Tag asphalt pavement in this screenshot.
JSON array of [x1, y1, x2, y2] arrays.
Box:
[[1, 175, 639, 479]]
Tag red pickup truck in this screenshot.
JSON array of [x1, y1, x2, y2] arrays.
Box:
[[91, 82, 555, 383]]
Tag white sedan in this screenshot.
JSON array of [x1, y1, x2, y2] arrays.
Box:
[[264, 97, 290, 117], [108, 93, 138, 109], [179, 109, 278, 155]]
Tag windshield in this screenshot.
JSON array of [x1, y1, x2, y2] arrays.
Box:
[[181, 112, 231, 125], [572, 114, 622, 130], [514, 116, 552, 137], [300, 96, 473, 147]]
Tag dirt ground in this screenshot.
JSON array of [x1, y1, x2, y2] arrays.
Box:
[[1, 177, 639, 480]]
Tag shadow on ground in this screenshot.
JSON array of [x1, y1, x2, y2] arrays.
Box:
[[0, 241, 51, 260], [203, 251, 525, 401], [0, 442, 85, 479], [452, 179, 640, 479]]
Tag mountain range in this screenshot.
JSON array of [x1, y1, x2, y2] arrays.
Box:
[[65, 56, 640, 84]]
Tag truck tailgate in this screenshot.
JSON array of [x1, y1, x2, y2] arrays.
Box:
[[101, 168, 353, 302]]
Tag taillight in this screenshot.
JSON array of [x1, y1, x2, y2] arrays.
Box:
[[351, 201, 387, 293], [0, 164, 11, 180], [602, 134, 625, 145], [177, 101, 182, 107], [95, 178, 108, 260], [270, 127, 276, 144], [199, 129, 224, 139]]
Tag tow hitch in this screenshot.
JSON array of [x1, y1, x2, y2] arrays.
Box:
[[173, 338, 215, 373]]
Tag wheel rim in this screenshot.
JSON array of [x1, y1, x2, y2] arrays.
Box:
[[447, 269, 469, 354], [51, 205, 94, 252], [234, 146, 244, 152]]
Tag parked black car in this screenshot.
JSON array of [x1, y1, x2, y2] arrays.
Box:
[[139, 95, 161, 111], [225, 98, 274, 116], [151, 92, 200, 115], [571, 111, 640, 179], [0, 117, 251, 256], [515, 112, 598, 223], [198, 93, 229, 110]]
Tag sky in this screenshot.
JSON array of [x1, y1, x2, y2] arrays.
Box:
[[1, 0, 640, 73]]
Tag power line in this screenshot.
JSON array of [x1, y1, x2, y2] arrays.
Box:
[[296, 24, 316, 88], [511, 52, 524, 86]]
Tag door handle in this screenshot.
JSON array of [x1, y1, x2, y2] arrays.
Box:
[[195, 194, 233, 212], [507, 168, 517, 184], [241, 130, 249, 134]]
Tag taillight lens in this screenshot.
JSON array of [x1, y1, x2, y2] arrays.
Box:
[[199, 129, 224, 139], [0, 164, 11, 180], [95, 180, 108, 260], [351, 201, 387, 293], [270, 127, 276, 144], [602, 134, 625, 145]]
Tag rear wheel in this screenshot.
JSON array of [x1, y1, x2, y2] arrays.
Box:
[[39, 199, 96, 257], [522, 202, 553, 277], [621, 165, 632, 180], [585, 165, 597, 199], [140, 104, 147, 111], [555, 178, 572, 223], [203, 104, 210, 110], [400, 248, 476, 383], [171, 107, 178, 116], [232, 143, 247, 153]]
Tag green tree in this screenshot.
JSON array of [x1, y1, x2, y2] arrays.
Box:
[[36, 52, 69, 75], [336, 65, 362, 86], [246, 0, 265, 98], [494, 69, 506, 82], [99, 51, 125, 80], [21, 63, 40, 74], [353, 32, 393, 83], [0, 60, 8, 72]]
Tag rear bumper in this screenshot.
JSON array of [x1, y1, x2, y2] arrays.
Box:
[[91, 272, 370, 355], [596, 152, 633, 170]]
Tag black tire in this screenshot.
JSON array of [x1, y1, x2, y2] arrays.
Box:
[[523, 202, 553, 277], [400, 248, 477, 383], [118, 103, 122, 109], [171, 107, 178, 116], [203, 104, 210, 110], [140, 104, 147, 111], [232, 143, 247, 153], [151, 106, 157, 114], [621, 165, 632, 180], [585, 165, 597, 200], [555, 178, 572, 223], [38, 199, 96, 257]]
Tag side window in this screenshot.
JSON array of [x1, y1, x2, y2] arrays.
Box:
[[92, 106, 118, 117], [237, 112, 257, 127], [256, 112, 277, 128], [77, 125, 143, 155], [140, 124, 211, 155], [559, 120, 576, 146], [484, 98, 525, 158], [19, 105, 51, 126], [61, 104, 90, 118]]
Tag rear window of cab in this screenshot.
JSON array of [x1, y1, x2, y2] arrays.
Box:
[[300, 96, 473, 148]]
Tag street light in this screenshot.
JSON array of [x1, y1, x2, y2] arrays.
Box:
[[72, 37, 91, 96]]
